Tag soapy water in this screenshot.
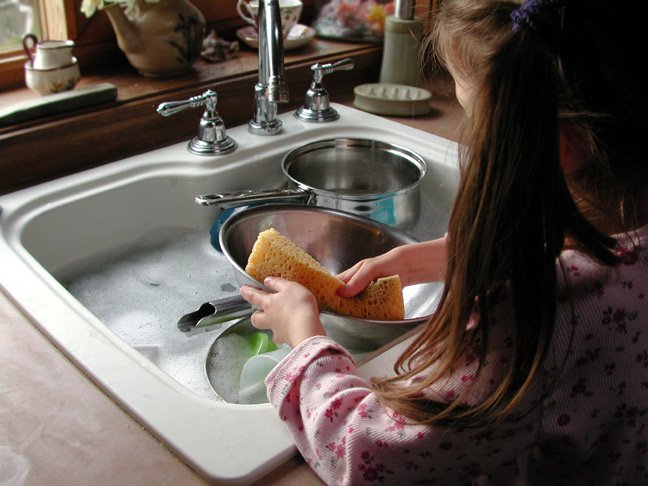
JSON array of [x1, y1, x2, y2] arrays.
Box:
[[206, 333, 253, 403], [60, 226, 293, 403], [58, 226, 243, 400]]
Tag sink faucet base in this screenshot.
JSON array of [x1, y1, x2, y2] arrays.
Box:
[[248, 118, 283, 135], [295, 105, 340, 123], [189, 135, 237, 155], [248, 83, 283, 134]]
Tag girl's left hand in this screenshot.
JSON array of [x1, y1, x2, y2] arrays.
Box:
[[240, 276, 326, 348]]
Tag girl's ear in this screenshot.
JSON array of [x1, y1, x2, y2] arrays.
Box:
[[559, 128, 585, 176]]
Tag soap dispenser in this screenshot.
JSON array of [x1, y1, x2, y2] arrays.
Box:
[[379, 0, 423, 87]]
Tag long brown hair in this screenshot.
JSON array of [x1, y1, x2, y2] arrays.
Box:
[[372, 0, 647, 425]]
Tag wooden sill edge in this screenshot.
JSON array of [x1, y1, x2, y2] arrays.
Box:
[[0, 41, 382, 194]]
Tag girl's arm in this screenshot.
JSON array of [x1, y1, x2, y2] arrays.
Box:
[[337, 236, 448, 298], [241, 274, 539, 484], [265, 330, 539, 485]]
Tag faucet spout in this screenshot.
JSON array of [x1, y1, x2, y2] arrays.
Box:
[[249, 0, 289, 135]]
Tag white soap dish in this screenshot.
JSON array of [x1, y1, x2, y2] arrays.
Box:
[[353, 83, 432, 117]]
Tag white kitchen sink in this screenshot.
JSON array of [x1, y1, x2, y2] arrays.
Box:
[[0, 104, 459, 483]]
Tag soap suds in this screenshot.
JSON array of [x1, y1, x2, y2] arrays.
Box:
[[58, 227, 241, 400]]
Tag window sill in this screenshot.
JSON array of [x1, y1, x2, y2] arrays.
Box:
[[0, 39, 382, 194]]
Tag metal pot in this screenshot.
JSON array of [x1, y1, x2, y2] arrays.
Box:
[[196, 138, 427, 229]]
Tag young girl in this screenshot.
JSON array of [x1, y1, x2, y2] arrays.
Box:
[[240, 0, 648, 483]]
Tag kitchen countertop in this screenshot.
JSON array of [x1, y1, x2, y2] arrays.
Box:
[[0, 88, 462, 485]]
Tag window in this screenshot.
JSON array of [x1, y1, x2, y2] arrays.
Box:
[[0, 0, 378, 92], [0, 0, 42, 52], [0, 0, 319, 91], [0, 0, 71, 89]]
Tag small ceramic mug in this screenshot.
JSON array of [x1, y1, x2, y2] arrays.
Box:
[[23, 34, 75, 70], [236, 0, 303, 38], [25, 59, 81, 96]]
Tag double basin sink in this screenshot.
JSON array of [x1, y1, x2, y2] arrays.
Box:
[[0, 104, 459, 483]]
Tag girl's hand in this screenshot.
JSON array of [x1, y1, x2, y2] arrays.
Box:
[[336, 249, 403, 298], [240, 277, 325, 348], [336, 237, 448, 298]]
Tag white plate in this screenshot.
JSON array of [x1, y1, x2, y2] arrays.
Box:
[[236, 24, 316, 51]]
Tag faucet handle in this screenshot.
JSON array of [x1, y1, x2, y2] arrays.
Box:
[[295, 57, 355, 123], [312, 58, 355, 83], [157, 90, 237, 156]]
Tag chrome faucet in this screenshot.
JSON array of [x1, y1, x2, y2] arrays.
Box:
[[248, 0, 289, 135]]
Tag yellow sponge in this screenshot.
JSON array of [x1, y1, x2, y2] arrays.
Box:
[[245, 228, 405, 320]]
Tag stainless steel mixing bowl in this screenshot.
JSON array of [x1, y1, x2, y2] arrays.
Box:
[[219, 204, 442, 351]]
